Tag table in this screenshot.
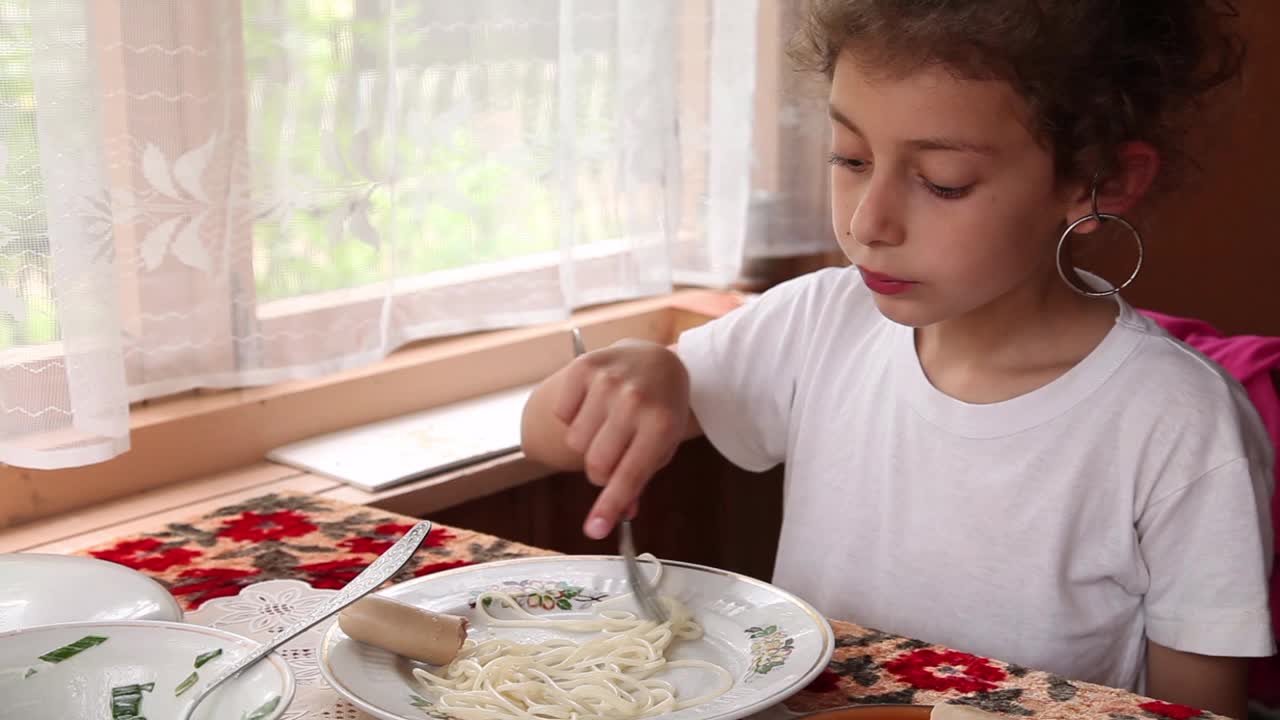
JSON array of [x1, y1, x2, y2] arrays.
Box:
[[71, 491, 1214, 720]]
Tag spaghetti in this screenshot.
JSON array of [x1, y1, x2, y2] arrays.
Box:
[[411, 561, 732, 720]]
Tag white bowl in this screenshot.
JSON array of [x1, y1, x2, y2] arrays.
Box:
[[0, 553, 183, 631], [0, 620, 295, 720]]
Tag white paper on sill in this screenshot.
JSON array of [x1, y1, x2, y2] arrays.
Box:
[[266, 384, 535, 492]]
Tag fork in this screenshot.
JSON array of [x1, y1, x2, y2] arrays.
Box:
[[569, 327, 669, 624], [618, 515, 669, 623]]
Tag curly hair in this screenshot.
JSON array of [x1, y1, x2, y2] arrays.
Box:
[[789, 0, 1245, 191]]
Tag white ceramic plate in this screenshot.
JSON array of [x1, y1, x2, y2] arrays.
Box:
[[0, 620, 295, 720], [319, 556, 835, 720], [0, 553, 183, 632]]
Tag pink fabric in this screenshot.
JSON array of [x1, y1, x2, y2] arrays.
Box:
[[1139, 309, 1280, 705]]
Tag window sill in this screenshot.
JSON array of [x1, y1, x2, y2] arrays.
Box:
[[0, 289, 745, 549]]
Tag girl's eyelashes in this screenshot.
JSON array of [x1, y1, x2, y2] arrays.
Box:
[[827, 152, 868, 171], [921, 177, 973, 200], [829, 151, 975, 200]]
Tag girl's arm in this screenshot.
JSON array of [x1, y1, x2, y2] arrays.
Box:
[[1145, 640, 1250, 719]]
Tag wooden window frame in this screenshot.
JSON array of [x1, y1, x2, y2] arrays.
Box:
[[0, 289, 745, 532]]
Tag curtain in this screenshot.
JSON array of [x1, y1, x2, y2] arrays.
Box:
[[0, 0, 837, 470]]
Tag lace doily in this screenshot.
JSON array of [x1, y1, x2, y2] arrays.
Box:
[[185, 579, 373, 718]]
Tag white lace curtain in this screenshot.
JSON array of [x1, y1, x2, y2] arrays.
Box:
[[0, 0, 832, 470]]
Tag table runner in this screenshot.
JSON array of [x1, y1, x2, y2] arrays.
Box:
[[72, 491, 1216, 720]]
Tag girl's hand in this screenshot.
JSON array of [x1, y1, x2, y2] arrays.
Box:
[[552, 340, 692, 539]]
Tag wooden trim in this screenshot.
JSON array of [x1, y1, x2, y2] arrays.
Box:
[[18, 471, 337, 555], [0, 288, 742, 551], [0, 290, 735, 529], [0, 462, 311, 554], [669, 287, 747, 316]]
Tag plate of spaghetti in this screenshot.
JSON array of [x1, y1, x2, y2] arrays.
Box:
[[318, 555, 834, 720]]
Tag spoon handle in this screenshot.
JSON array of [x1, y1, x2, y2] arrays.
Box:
[[181, 521, 432, 719]]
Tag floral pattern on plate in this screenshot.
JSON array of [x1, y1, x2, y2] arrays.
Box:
[[746, 625, 796, 678], [469, 578, 609, 612]]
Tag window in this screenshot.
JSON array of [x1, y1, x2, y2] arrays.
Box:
[[0, 0, 763, 469]]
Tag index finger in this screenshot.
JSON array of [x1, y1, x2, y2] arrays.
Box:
[[584, 465, 650, 540]]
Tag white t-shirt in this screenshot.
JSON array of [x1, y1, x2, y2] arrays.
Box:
[[677, 267, 1275, 691]]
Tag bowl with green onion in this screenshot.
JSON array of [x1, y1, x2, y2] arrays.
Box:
[[0, 620, 294, 720]]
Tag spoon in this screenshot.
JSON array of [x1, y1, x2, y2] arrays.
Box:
[[178, 521, 433, 720]]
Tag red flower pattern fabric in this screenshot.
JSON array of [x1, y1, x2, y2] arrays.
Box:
[[413, 560, 472, 577], [803, 669, 843, 694], [338, 524, 457, 555], [336, 536, 394, 555], [217, 509, 317, 542], [294, 557, 369, 590], [69, 492, 1238, 720], [1140, 700, 1207, 719], [90, 537, 201, 572], [170, 567, 262, 608], [885, 648, 1007, 694]]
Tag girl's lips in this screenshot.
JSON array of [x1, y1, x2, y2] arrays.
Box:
[[857, 267, 917, 296]]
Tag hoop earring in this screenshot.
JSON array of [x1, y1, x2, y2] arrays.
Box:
[[1055, 178, 1144, 298]]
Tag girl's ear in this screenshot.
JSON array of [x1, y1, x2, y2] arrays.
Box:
[[1065, 142, 1161, 234]]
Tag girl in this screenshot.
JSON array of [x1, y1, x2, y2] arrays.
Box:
[[521, 2, 1274, 717]]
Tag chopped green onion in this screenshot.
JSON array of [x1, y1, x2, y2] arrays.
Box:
[[110, 682, 154, 719], [242, 695, 280, 720], [194, 648, 222, 668], [174, 671, 198, 696], [38, 635, 108, 663]]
